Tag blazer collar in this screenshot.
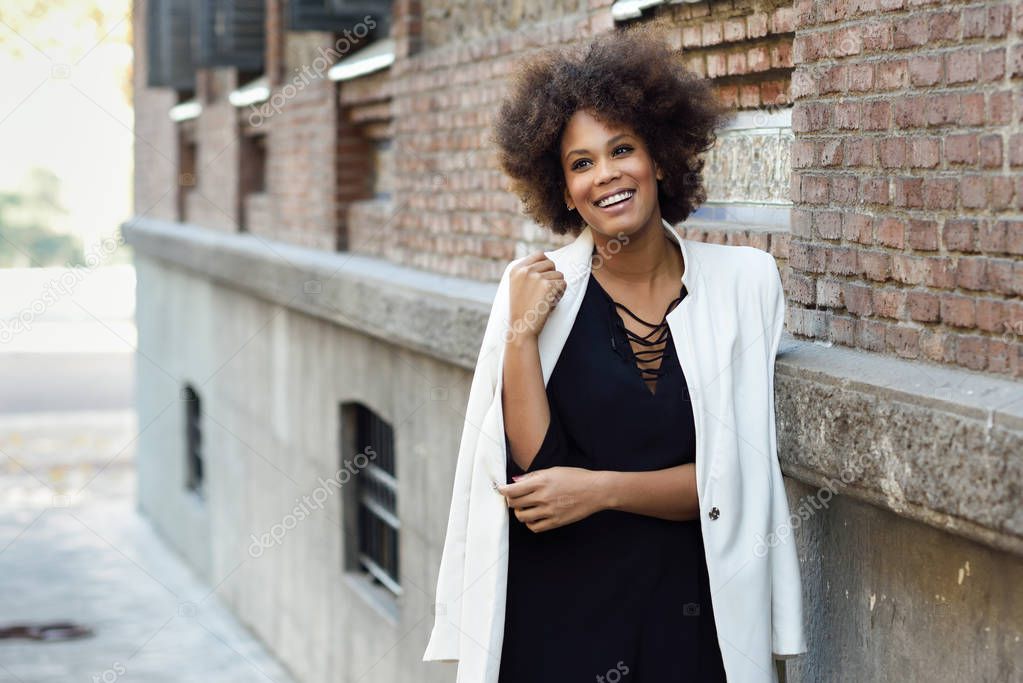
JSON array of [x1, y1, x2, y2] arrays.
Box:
[[534, 218, 699, 385]]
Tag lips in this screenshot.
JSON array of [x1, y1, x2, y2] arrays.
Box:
[[594, 189, 636, 212], [593, 188, 636, 207]]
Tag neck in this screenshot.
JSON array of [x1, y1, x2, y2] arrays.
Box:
[[591, 215, 683, 290]]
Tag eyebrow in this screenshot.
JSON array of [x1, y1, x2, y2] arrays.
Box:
[[563, 134, 634, 161]]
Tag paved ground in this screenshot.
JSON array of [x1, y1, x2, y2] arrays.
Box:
[[0, 410, 298, 683]]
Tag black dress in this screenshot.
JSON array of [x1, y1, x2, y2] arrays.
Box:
[[499, 263, 728, 683]]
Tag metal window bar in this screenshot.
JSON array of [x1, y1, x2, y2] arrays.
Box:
[[355, 407, 399, 595]]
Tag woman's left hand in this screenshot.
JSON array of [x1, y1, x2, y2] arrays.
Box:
[[497, 467, 606, 533]]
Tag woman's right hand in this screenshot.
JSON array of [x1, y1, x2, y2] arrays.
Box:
[[507, 251, 567, 341]]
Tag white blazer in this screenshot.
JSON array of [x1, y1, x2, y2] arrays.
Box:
[[423, 218, 807, 682]]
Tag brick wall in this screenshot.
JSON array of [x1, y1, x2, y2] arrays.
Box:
[[788, 0, 1022, 377]]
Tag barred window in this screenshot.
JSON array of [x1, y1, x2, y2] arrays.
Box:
[[182, 385, 204, 499]]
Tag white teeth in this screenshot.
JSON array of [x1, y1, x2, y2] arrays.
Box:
[[596, 191, 634, 208]]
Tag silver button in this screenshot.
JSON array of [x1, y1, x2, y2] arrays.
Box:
[[708, 506, 720, 520]]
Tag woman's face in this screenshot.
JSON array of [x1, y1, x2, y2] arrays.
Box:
[[560, 109, 663, 239]]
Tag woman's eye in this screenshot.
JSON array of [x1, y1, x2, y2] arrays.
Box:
[[571, 146, 632, 171]]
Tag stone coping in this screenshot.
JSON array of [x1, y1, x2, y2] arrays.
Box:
[[123, 216, 1023, 556]]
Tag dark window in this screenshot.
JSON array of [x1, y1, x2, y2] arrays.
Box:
[[146, 0, 196, 92], [239, 131, 266, 231], [288, 0, 391, 36], [341, 402, 400, 597], [183, 385, 204, 498], [195, 0, 266, 70], [177, 123, 198, 222]]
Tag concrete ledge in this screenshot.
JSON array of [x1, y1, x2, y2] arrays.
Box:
[[123, 216, 1023, 556]]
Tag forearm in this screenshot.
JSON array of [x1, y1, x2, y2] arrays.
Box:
[[502, 335, 550, 472], [595, 464, 700, 522]]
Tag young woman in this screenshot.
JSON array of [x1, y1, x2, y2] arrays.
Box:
[[424, 25, 806, 683]]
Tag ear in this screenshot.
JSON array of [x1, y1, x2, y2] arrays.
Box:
[[655, 164, 664, 181]]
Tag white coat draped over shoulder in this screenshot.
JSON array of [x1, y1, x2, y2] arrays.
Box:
[[423, 218, 807, 683]]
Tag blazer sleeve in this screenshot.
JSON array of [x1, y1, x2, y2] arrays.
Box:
[[762, 252, 809, 659], [423, 259, 519, 663]]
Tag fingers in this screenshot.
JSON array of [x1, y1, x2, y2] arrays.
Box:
[[514, 505, 550, 524]]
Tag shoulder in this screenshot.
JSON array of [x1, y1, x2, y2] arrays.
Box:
[[686, 240, 778, 288]]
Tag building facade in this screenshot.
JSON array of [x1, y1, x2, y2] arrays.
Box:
[[127, 1, 1022, 681]]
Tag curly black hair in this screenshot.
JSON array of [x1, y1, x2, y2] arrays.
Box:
[[491, 24, 732, 236]]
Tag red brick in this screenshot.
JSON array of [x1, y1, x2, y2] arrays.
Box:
[[893, 14, 929, 48], [955, 335, 988, 370], [981, 48, 1006, 81], [910, 136, 940, 168], [747, 12, 769, 39], [980, 135, 1003, 168], [960, 176, 988, 209], [831, 175, 859, 204], [986, 5, 1012, 37], [892, 254, 927, 285], [817, 278, 843, 307], [941, 294, 977, 328], [1005, 220, 1023, 255], [907, 291, 941, 322], [702, 21, 724, 46], [682, 25, 702, 48], [790, 241, 826, 273], [987, 259, 1019, 295], [876, 217, 905, 248], [860, 176, 890, 205], [922, 178, 958, 209], [772, 6, 796, 33], [893, 176, 924, 207], [848, 63, 874, 91], [827, 246, 860, 275], [843, 213, 874, 244], [706, 53, 727, 78], [804, 175, 830, 204], [727, 52, 748, 75], [947, 49, 980, 84], [956, 257, 988, 290], [928, 9, 961, 42], [792, 103, 831, 132], [820, 65, 848, 94], [835, 101, 860, 129], [920, 328, 957, 363], [991, 91, 1013, 125], [925, 93, 961, 127], [942, 219, 977, 252], [792, 140, 816, 169], [979, 221, 1008, 252], [945, 134, 978, 165], [747, 45, 771, 72], [963, 6, 988, 38], [770, 42, 794, 69], [861, 16, 893, 51], [876, 59, 909, 90], [1010, 134, 1023, 167], [975, 298, 1009, 332], [788, 272, 816, 305], [873, 287, 907, 319], [961, 93, 985, 126], [861, 100, 892, 130], [844, 138, 876, 166], [832, 27, 863, 56], [723, 17, 746, 42], [886, 325, 920, 359], [907, 219, 939, 251], [815, 211, 843, 240], [991, 178, 1015, 211], [820, 138, 844, 166], [879, 138, 906, 167], [909, 54, 943, 86], [895, 96, 926, 128], [856, 319, 887, 352], [843, 282, 874, 316]]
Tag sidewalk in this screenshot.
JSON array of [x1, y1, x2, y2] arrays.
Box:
[[0, 411, 297, 683]]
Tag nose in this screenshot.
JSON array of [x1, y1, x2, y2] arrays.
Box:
[[594, 156, 621, 186]]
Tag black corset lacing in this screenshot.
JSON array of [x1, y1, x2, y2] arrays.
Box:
[[593, 272, 687, 384]]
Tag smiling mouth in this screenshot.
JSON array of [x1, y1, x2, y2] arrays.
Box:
[[594, 190, 636, 209]]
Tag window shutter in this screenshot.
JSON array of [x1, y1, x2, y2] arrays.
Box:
[[146, 0, 196, 91], [195, 0, 266, 70], [288, 0, 390, 36]]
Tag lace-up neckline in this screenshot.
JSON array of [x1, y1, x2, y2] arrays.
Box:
[[589, 267, 687, 396]]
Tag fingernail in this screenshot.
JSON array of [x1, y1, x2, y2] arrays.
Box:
[[511, 475, 522, 481]]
